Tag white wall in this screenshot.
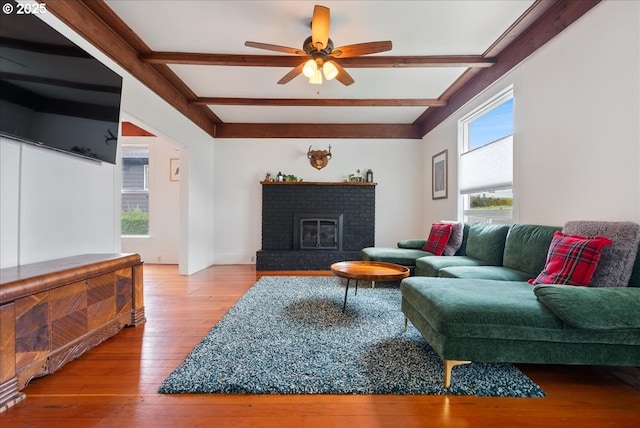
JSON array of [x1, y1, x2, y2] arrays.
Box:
[[120, 80, 216, 275], [0, 139, 21, 268], [212, 138, 423, 263], [422, 1, 640, 229], [179, 142, 216, 274], [0, 136, 120, 268], [0, 9, 216, 274]]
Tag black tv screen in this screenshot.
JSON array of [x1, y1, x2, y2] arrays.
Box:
[[0, 9, 123, 164]]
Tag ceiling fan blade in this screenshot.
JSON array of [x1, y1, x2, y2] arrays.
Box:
[[311, 5, 330, 50], [331, 41, 393, 58], [277, 63, 305, 84], [331, 61, 355, 86], [245, 41, 305, 56]]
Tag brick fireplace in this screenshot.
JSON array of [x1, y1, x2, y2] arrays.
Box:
[[256, 181, 376, 270]]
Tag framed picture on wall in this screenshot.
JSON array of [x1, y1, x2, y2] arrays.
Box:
[[170, 158, 180, 182], [432, 150, 448, 200]]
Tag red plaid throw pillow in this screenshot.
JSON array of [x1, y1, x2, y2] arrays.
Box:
[[422, 223, 453, 256], [529, 231, 612, 286]]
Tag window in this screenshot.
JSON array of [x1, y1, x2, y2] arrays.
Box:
[[459, 89, 514, 224], [121, 145, 149, 235]]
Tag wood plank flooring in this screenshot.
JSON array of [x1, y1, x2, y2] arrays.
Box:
[[1, 264, 638, 428]]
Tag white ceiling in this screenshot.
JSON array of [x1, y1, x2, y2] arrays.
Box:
[[104, 0, 535, 126]]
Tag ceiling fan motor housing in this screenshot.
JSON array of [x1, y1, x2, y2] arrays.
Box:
[[303, 36, 334, 57]]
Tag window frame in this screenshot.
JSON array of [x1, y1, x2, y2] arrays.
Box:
[[121, 144, 150, 237], [458, 87, 514, 224]]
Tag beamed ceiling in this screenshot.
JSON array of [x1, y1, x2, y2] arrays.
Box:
[[42, 0, 601, 140]]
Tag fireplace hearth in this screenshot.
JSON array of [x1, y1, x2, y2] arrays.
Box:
[[257, 182, 375, 270]]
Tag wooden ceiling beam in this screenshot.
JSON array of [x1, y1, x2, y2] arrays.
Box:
[[215, 123, 420, 139], [140, 53, 496, 68], [193, 98, 447, 107], [483, 0, 559, 57], [41, 0, 602, 140], [412, 68, 483, 125]]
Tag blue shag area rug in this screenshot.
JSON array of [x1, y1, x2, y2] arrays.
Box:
[[158, 276, 545, 397]]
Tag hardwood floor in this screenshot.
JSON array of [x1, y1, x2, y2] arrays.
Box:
[[2, 264, 638, 428]]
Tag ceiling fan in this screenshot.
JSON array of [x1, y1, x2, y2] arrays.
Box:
[[245, 5, 392, 86]]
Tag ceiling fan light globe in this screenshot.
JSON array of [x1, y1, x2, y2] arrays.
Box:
[[323, 61, 338, 80], [309, 69, 323, 85], [302, 59, 318, 78]]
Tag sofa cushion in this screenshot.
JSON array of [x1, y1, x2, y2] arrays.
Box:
[[456, 223, 470, 256], [563, 221, 640, 287], [464, 223, 511, 266], [502, 224, 561, 276], [534, 284, 640, 329], [415, 256, 489, 277], [397, 239, 427, 249], [422, 223, 453, 256], [439, 265, 532, 281], [441, 221, 464, 256], [529, 232, 612, 286], [401, 278, 564, 341], [360, 247, 433, 266]]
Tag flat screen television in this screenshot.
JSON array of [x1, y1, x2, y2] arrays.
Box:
[[0, 9, 123, 164]]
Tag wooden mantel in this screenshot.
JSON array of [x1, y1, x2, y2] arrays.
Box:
[[261, 181, 377, 186]]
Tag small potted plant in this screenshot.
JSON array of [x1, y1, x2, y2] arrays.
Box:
[[348, 169, 363, 182]]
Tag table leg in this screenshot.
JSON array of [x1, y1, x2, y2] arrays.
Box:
[[343, 278, 350, 313]]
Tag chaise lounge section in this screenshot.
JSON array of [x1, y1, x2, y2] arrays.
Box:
[[399, 221, 640, 387]]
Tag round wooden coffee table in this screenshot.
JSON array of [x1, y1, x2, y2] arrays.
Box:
[[330, 261, 410, 312]]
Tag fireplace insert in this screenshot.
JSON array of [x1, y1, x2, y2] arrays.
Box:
[[294, 214, 343, 250]]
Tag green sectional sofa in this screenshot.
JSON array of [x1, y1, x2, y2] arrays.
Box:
[[361, 222, 561, 281], [395, 221, 640, 387], [420, 223, 561, 280]]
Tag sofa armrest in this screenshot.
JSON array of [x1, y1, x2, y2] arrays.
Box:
[[534, 285, 640, 329], [397, 239, 427, 249]]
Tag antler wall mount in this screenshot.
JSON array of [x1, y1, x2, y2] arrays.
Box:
[[307, 145, 332, 170]]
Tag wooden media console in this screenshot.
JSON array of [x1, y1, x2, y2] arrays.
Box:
[[0, 253, 145, 412]]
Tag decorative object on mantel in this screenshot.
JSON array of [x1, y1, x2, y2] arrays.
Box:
[[271, 172, 303, 182], [284, 174, 302, 182], [307, 145, 332, 170], [260, 181, 375, 186], [348, 169, 363, 182], [366, 169, 374, 183]]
